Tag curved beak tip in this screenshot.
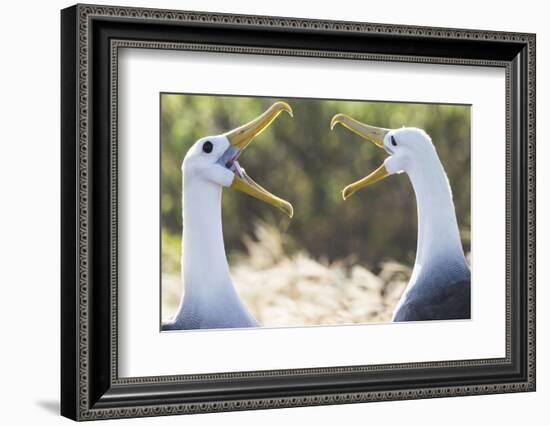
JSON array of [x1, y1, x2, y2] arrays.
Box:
[[330, 114, 343, 131], [278, 201, 294, 218], [341, 188, 352, 201], [275, 101, 293, 118], [286, 205, 294, 218]]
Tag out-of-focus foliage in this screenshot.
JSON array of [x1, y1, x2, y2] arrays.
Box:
[[161, 94, 470, 276]]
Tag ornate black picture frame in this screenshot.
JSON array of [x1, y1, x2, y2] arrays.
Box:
[[61, 3, 536, 421]]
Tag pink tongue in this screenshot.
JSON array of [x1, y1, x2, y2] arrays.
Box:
[[233, 161, 245, 179]]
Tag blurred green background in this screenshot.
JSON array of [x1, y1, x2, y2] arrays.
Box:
[[161, 94, 470, 273]]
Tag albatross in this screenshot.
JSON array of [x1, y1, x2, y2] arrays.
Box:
[[331, 114, 471, 321], [162, 102, 294, 331]]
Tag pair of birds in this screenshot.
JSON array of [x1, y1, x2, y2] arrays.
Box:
[[162, 101, 471, 331]]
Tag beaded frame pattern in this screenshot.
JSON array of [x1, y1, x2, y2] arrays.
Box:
[[74, 4, 535, 420]]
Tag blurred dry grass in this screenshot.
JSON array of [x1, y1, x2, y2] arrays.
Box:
[[162, 222, 413, 326]]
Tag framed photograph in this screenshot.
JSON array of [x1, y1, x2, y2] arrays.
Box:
[[61, 4, 536, 421]]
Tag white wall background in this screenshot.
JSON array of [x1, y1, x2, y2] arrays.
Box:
[[0, 0, 546, 424]]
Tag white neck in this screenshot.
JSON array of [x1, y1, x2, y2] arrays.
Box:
[[181, 178, 233, 299], [407, 156, 467, 272]]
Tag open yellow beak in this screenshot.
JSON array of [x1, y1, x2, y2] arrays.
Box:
[[231, 170, 294, 218], [225, 101, 293, 150], [225, 101, 294, 218], [330, 114, 391, 200]]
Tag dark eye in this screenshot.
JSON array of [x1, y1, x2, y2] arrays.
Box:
[[391, 135, 397, 146], [202, 141, 213, 153]]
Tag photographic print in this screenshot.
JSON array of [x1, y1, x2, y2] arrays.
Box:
[[160, 94, 471, 331]]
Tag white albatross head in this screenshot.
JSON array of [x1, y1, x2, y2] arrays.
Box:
[[330, 113, 468, 283], [182, 101, 294, 217], [330, 114, 440, 200]]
